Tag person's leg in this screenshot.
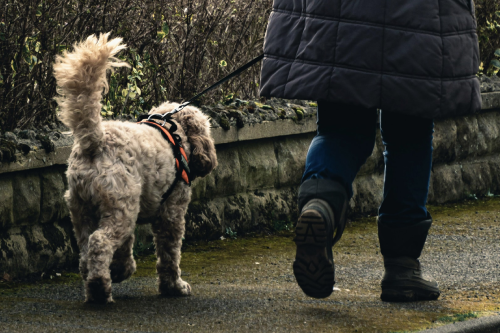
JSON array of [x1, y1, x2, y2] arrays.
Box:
[[379, 110, 433, 227], [294, 101, 377, 298], [377, 110, 440, 302], [301, 102, 378, 199], [378, 110, 434, 258]]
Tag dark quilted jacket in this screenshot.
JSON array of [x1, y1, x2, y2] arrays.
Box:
[[259, 0, 482, 118]]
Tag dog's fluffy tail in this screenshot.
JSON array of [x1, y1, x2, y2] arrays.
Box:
[[53, 33, 129, 155]]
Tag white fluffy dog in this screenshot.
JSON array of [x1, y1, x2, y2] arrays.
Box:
[[53, 33, 217, 303]]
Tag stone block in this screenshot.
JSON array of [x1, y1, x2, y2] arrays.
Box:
[[461, 160, 493, 197], [237, 140, 278, 191], [223, 194, 253, 232], [481, 91, 500, 110], [433, 118, 457, 164], [427, 173, 435, 203], [185, 187, 298, 240], [185, 199, 225, 240], [476, 112, 500, 156], [274, 134, 312, 187], [12, 171, 41, 225], [190, 177, 207, 202], [359, 130, 384, 176], [488, 156, 500, 194], [0, 220, 77, 279], [454, 116, 480, 161], [0, 175, 14, 229], [430, 164, 464, 204], [209, 146, 245, 197], [237, 117, 317, 142], [247, 188, 297, 229], [211, 126, 238, 145], [40, 167, 67, 224], [350, 174, 384, 215]]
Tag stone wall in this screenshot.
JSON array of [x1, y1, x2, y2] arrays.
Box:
[[185, 109, 500, 241], [1, 92, 500, 278], [0, 165, 77, 279]]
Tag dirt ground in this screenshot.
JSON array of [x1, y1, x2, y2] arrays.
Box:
[[1, 197, 499, 333]]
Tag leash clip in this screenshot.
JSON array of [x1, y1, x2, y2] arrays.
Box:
[[162, 101, 189, 120], [146, 113, 162, 122]]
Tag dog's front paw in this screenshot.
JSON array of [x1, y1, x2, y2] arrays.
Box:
[[159, 278, 192, 297]]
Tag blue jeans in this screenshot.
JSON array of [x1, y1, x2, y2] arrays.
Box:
[[302, 101, 434, 225]]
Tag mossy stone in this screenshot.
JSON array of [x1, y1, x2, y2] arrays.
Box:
[[0, 139, 17, 162], [219, 116, 230, 130], [294, 109, 304, 120], [0, 175, 14, 228], [12, 171, 41, 225]]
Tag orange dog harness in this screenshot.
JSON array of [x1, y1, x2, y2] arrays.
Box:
[[137, 117, 191, 203]]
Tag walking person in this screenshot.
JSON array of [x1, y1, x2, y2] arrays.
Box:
[[260, 0, 481, 301]]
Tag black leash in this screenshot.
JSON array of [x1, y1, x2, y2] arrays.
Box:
[[143, 53, 264, 122], [137, 53, 263, 203]]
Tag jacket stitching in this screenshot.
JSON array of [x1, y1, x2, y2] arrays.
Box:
[[379, 0, 387, 108], [264, 55, 477, 82], [438, 0, 444, 117], [282, 13, 306, 98], [272, 8, 476, 37], [326, 0, 342, 101]]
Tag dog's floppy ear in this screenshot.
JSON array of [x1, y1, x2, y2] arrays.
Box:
[[175, 106, 218, 180]]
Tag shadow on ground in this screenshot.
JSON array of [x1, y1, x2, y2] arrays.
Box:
[[1, 198, 500, 332]]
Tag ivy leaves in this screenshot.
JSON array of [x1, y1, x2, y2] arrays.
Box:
[[490, 48, 500, 74], [101, 51, 145, 118]]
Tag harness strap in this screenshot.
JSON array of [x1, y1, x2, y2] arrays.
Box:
[[161, 174, 180, 204], [138, 120, 191, 204]]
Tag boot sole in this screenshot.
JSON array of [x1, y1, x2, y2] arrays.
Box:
[[293, 210, 334, 299], [381, 285, 440, 302]]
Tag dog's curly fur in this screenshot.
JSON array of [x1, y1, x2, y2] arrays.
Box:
[[53, 33, 217, 303]]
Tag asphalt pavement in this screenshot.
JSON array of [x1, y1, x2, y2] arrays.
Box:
[[1, 197, 499, 333]]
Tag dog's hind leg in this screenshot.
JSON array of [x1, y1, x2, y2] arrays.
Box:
[[74, 216, 96, 282], [66, 190, 98, 282], [110, 234, 136, 283], [85, 227, 118, 303], [85, 209, 137, 304], [153, 196, 191, 297]]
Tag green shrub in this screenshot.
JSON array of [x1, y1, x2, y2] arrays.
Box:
[[225, 227, 237, 239], [1, 0, 498, 131], [475, 0, 500, 75], [489, 48, 500, 75], [0, 0, 271, 131]]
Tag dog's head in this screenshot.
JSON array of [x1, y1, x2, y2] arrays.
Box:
[[151, 103, 218, 180]]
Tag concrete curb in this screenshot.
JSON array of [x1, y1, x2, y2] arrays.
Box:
[[417, 314, 500, 333]]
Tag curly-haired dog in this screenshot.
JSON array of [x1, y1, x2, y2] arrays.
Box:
[[53, 33, 217, 303]]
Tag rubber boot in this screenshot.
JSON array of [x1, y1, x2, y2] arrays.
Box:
[[381, 256, 440, 302], [293, 179, 348, 298], [378, 218, 440, 302]]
